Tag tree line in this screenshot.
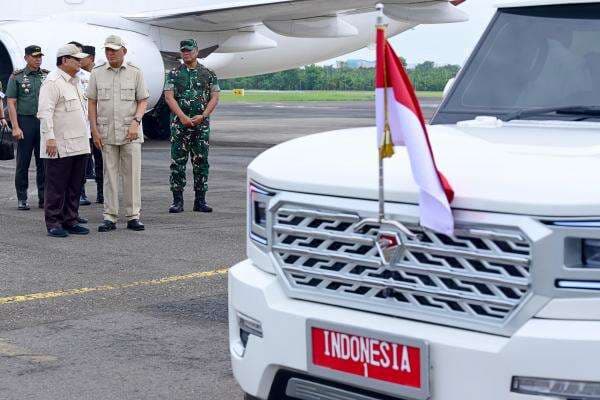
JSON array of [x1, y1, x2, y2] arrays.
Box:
[[220, 61, 460, 92]]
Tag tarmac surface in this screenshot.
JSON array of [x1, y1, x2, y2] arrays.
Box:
[[0, 99, 439, 399]]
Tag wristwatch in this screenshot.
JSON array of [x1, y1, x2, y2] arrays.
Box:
[[133, 116, 142, 124]]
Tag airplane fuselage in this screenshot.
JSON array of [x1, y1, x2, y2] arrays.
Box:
[[0, 0, 414, 109]]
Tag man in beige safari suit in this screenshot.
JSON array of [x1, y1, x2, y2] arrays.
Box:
[[37, 44, 91, 238], [87, 35, 149, 232]]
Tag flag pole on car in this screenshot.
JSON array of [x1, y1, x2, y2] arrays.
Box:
[[375, 4, 456, 235], [376, 3, 391, 223]]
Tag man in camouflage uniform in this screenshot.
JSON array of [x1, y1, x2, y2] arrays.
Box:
[[164, 39, 220, 213], [6, 45, 49, 210]]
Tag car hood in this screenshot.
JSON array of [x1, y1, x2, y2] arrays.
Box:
[[248, 120, 600, 217]]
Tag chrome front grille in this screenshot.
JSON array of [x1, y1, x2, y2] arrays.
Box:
[[271, 203, 533, 330]]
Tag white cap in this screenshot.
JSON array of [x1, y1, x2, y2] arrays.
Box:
[[103, 35, 127, 50], [56, 44, 88, 59]]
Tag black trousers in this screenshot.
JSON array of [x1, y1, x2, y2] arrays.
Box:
[[15, 115, 44, 201], [44, 155, 86, 230], [92, 139, 103, 187], [81, 139, 103, 195]]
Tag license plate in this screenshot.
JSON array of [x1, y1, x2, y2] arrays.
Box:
[[307, 321, 430, 399]]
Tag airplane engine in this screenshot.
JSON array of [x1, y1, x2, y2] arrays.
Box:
[[0, 18, 165, 112]]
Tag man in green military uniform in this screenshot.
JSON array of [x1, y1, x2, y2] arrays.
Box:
[[6, 45, 48, 210], [164, 39, 220, 213]]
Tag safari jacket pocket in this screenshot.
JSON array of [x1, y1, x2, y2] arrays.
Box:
[[120, 82, 135, 101], [98, 87, 111, 100], [63, 129, 85, 140], [97, 116, 109, 139], [63, 93, 82, 112], [122, 116, 140, 142], [64, 138, 89, 153]]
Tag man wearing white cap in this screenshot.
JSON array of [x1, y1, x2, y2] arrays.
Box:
[[87, 35, 149, 232], [37, 44, 91, 238]]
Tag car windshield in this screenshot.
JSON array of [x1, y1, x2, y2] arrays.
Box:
[[432, 4, 600, 124]]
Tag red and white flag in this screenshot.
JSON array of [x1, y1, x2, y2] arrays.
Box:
[[375, 27, 455, 235]]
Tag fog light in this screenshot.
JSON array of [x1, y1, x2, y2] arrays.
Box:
[[511, 376, 600, 399], [238, 312, 263, 348]]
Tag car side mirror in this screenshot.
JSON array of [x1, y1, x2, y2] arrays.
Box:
[[443, 77, 456, 99]]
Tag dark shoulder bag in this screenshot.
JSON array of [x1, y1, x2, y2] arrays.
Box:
[[0, 125, 15, 161]]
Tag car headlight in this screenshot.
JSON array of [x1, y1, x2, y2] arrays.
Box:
[[556, 238, 600, 291], [248, 181, 274, 247], [583, 239, 600, 268]]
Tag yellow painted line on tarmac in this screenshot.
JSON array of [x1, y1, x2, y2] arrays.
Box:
[[0, 339, 58, 363], [0, 268, 229, 306]]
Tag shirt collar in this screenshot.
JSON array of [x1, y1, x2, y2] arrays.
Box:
[[24, 66, 40, 75], [106, 62, 127, 71], [57, 68, 77, 83]]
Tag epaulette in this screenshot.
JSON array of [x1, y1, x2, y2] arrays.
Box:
[[11, 68, 24, 76], [199, 63, 217, 76], [170, 64, 185, 74], [93, 62, 107, 69], [41, 68, 50, 74], [126, 61, 140, 70]]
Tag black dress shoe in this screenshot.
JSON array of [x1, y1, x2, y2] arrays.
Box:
[[18, 200, 30, 211], [76, 216, 89, 224], [64, 224, 90, 235], [126, 219, 145, 231], [47, 227, 69, 238], [80, 194, 91, 206], [96, 193, 104, 204], [98, 220, 117, 232]]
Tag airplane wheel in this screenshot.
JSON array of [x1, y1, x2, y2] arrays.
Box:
[[142, 93, 171, 140]]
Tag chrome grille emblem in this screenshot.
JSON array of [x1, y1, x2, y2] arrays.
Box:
[[355, 218, 415, 265]]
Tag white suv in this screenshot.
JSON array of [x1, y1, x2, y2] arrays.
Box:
[[228, 1, 600, 399]]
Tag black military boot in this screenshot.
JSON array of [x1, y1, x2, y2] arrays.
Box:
[[193, 191, 212, 213], [169, 191, 184, 213]]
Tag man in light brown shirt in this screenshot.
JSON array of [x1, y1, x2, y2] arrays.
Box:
[[37, 44, 91, 238], [87, 35, 149, 232]]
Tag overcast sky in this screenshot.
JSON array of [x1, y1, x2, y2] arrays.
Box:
[[328, 0, 498, 66]]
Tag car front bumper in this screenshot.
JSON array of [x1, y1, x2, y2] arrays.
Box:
[[229, 259, 600, 400]]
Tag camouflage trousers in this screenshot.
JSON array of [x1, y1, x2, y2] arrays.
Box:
[[170, 124, 210, 193]]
